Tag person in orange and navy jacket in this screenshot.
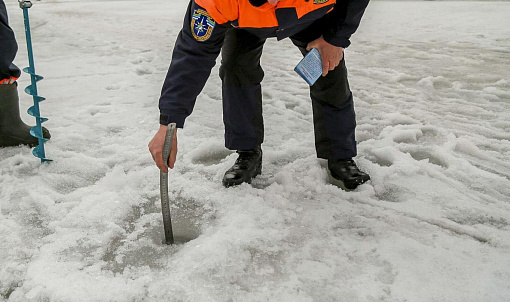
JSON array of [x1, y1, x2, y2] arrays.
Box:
[[0, 0, 50, 147], [149, 0, 371, 190]]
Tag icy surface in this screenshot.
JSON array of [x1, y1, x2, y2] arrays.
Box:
[[1, 1, 509, 301]]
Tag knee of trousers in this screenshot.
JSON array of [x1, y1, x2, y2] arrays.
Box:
[[310, 61, 351, 108], [219, 60, 264, 87]]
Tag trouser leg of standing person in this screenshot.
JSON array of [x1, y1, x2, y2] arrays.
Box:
[[220, 29, 266, 187], [310, 55, 357, 160], [0, 83, 50, 147], [291, 31, 370, 189], [291, 39, 356, 160]]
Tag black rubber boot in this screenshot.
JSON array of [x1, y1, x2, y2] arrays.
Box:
[[328, 158, 370, 190], [0, 83, 50, 148], [222, 145, 262, 187]]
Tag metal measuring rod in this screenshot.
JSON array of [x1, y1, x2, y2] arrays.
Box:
[[160, 123, 176, 245]]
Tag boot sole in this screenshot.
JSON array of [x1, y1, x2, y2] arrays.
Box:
[[0, 137, 39, 148]]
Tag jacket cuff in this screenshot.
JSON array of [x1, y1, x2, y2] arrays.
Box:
[[323, 34, 351, 49], [159, 112, 186, 128]]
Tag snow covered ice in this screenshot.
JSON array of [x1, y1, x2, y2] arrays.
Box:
[[1, 0, 509, 301]]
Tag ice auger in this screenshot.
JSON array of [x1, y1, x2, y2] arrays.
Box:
[[19, 0, 51, 162]]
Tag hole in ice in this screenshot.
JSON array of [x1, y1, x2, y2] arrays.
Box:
[[145, 195, 205, 244], [94, 195, 211, 273], [166, 196, 204, 243]]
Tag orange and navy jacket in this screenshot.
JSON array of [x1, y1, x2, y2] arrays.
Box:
[[159, 0, 370, 127], [194, 0, 369, 47], [0, 0, 21, 84], [198, 0, 335, 40]]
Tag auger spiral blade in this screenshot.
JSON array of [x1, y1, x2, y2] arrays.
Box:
[[19, 0, 51, 163]]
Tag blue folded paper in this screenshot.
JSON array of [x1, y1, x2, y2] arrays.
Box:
[[294, 48, 322, 86]]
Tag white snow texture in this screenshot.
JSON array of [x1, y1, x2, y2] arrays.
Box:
[[1, 0, 509, 301]]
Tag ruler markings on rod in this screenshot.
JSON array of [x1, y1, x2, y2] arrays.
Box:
[[160, 123, 176, 245]]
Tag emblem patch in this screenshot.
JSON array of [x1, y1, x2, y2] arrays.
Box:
[[191, 9, 216, 42], [313, 0, 330, 4]]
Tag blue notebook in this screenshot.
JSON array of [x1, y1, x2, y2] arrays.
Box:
[[294, 48, 323, 86]]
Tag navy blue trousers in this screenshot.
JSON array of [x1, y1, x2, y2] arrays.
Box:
[[0, 1, 21, 81], [220, 27, 357, 160]]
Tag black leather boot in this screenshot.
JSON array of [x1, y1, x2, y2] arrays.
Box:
[[328, 158, 370, 190], [0, 83, 50, 148], [222, 145, 262, 187]]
